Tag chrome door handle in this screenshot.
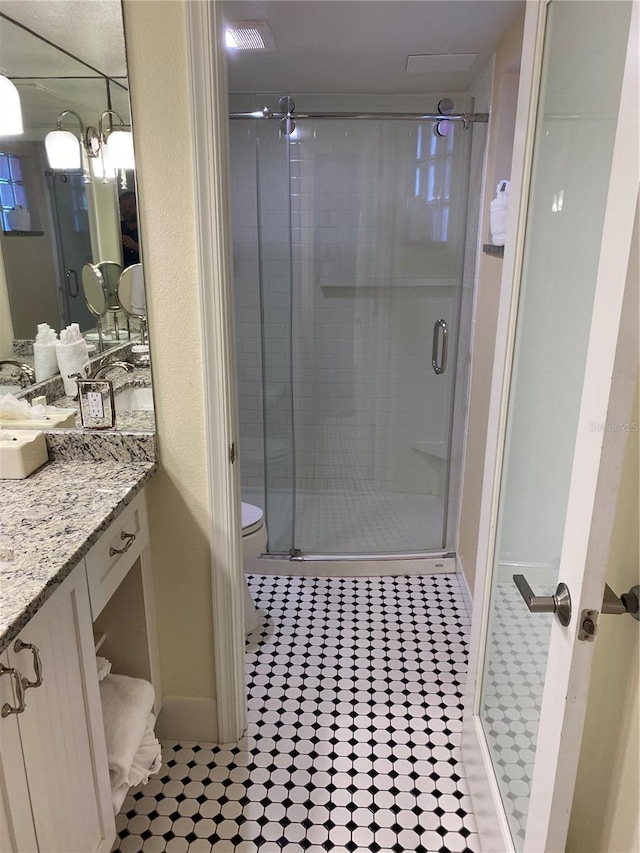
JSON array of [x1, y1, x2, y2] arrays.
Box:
[[13, 640, 44, 690], [513, 574, 572, 626], [601, 584, 639, 620], [66, 268, 80, 298], [109, 530, 136, 557], [432, 319, 448, 375], [0, 664, 26, 718]]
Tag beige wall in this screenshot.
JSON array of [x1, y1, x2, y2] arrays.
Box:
[[457, 13, 524, 593], [567, 209, 639, 853], [123, 1, 216, 710]]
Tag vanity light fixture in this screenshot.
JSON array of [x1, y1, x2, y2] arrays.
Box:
[[98, 110, 135, 186], [0, 75, 24, 136], [44, 110, 95, 182]]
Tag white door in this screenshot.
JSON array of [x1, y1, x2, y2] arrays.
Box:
[[463, 1, 639, 851]]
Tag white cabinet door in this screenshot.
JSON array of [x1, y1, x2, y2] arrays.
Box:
[[0, 651, 37, 853], [8, 567, 115, 853]]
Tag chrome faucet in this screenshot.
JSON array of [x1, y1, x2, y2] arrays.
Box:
[[0, 360, 36, 388], [87, 361, 134, 381]]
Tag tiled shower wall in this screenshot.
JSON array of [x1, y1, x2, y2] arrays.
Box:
[[230, 94, 478, 548]]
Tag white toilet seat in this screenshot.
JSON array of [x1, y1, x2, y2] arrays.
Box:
[[241, 502, 267, 561], [241, 502, 264, 537], [240, 503, 266, 634]]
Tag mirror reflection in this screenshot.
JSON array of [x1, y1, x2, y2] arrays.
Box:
[[0, 3, 150, 421]]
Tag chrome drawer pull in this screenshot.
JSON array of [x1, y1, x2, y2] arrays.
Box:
[[13, 640, 43, 690], [109, 530, 136, 557], [0, 664, 26, 718]]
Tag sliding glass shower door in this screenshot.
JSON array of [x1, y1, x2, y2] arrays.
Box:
[[231, 100, 474, 556]]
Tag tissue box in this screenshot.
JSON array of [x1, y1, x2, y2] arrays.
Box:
[[0, 430, 48, 479]]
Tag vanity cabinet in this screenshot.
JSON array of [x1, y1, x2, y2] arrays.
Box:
[[0, 567, 114, 853], [0, 487, 159, 853]]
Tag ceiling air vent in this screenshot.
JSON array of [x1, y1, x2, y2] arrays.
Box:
[[225, 21, 275, 52]]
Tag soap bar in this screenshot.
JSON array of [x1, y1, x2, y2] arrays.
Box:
[[0, 430, 49, 479]]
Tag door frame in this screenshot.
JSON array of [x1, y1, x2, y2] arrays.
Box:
[[462, 0, 640, 850], [185, 0, 247, 745]]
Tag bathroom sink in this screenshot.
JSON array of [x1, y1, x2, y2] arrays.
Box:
[[0, 385, 24, 396], [114, 386, 154, 412]]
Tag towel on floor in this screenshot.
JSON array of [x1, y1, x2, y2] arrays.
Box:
[[99, 673, 155, 790]]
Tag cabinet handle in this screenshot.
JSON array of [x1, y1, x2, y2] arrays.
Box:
[[13, 640, 44, 691], [0, 664, 26, 718], [109, 530, 136, 557]]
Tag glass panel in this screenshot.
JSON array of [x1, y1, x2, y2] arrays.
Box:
[[256, 119, 295, 553], [0, 154, 10, 181], [289, 114, 472, 554], [0, 183, 15, 208], [9, 156, 22, 181], [46, 173, 95, 329], [479, 2, 632, 848]]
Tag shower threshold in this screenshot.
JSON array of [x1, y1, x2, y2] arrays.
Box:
[[245, 550, 457, 578]]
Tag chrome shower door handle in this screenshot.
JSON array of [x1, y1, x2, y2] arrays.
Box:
[[513, 574, 572, 627], [432, 319, 448, 375], [66, 269, 80, 298]]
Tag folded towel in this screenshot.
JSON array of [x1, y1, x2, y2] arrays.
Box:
[[111, 713, 162, 814], [127, 713, 162, 788], [34, 341, 59, 383], [55, 339, 90, 397], [99, 673, 155, 790], [96, 656, 111, 682]]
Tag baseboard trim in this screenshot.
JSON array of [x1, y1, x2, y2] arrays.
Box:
[[156, 697, 219, 743], [455, 555, 474, 617]]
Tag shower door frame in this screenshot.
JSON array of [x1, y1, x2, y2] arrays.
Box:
[[248, 104, 480, 560]]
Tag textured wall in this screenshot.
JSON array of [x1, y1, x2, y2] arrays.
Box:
[[123, 0, 215, 702]]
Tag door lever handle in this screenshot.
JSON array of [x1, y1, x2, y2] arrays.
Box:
[[513, 574, 572, 626], [601, 584, 639, 620]]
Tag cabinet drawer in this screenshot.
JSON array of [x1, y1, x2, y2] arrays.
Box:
[[86, 491, 149, 619]]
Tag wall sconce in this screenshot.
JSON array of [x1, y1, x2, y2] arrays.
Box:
[[98, 110, 135, 186], [45, 109, 134, 187], [0, 75, 24, 136], [44, 110, 97, 183]]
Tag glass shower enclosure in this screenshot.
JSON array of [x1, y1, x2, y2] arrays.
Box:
[[230, 95, 475, 557]]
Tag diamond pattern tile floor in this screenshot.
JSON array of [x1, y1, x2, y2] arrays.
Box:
[[113, 573, 481, 852]]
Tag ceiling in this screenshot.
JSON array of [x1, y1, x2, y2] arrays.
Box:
[[0, 0, 127, 78], [224, 0, 524, 95], [0, 1, 128, 140]]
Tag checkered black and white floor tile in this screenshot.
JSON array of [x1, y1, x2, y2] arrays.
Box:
[[113, 573, 481, 853]]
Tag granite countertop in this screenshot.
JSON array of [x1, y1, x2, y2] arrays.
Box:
[[0, 457, 157, 654]]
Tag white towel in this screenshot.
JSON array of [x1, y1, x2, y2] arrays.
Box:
[[55, 339, 90, 397], [111, 713, 162, 814], [99, 673, 155, 790], [34, 341, 59, 383], [96, 656, 111, 682]]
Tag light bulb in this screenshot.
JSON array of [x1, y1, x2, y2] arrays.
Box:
[[45, 130, 81, 170], [106, 130, 135, 170], [0, 76, 24, 136]]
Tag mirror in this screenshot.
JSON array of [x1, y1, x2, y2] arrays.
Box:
[[117, 263, 146, 317], [81, 264, 108, 318], [0, 2, 152, 427]]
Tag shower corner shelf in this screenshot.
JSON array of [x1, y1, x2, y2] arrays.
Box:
[[483, 243, 505, 258]]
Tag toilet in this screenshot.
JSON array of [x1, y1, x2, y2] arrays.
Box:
[[241, 503, 266, 634]]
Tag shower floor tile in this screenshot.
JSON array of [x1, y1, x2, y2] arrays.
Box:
[[113, 573, 480, 852]]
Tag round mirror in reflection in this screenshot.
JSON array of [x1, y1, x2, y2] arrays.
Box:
[[98, 261, 123, 311], [81, 264, 108, 317], [117, 263, 146, 317]]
